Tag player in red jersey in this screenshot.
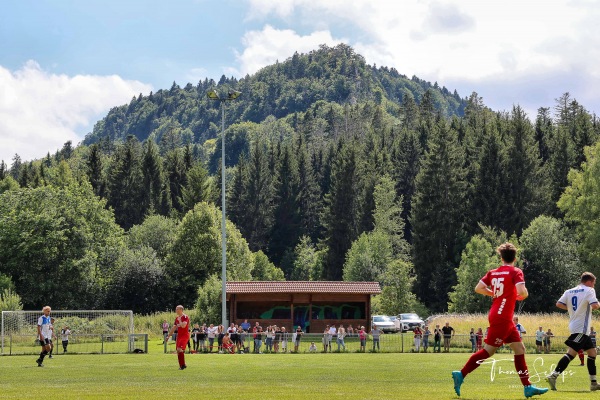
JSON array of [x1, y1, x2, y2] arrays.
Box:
[[452, 243, 548, 398], [166, 305, 190, 370]]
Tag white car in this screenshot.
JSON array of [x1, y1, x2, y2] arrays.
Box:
[[395, 313, 425, 333], [371, 315, 398, 333]]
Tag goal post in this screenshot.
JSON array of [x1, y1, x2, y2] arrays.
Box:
[[1, 310, 137, 355]]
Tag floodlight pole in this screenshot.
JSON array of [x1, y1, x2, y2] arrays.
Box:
[[207, 88, 241, 329]]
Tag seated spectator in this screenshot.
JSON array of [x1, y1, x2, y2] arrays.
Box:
[[309, 342, 317, 352], [222, 333, 235, 354]]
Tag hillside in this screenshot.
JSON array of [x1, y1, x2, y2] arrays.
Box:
[[83, 44, 467, 147]]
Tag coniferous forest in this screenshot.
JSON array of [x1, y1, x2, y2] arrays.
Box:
[[2, 44, 600, 319]]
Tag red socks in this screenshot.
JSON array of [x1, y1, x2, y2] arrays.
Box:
[[177, 351, 185, 367], [514, 354, 531, 386], [461, 349, 490, 377]]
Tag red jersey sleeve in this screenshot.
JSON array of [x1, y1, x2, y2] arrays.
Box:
[[513, 268, 525, 285], [480, 270, 492, 286]]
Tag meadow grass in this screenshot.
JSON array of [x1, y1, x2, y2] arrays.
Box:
[[1, 350, 600, 399]]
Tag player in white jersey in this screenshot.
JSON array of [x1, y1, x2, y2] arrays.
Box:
[[36, 306, 52, 367], [547, 272, 600, 391]]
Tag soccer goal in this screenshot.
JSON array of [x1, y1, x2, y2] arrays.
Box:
[[1, 310, 146, 355]]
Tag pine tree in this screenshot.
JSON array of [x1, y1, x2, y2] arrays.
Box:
[[164, 149, 186, 212], [227, 154, 248, 229], [390, 130, 422, 242], [500, 106, 550, 234], [322, 140, 361, 280], [179, 162, 211, 213], [411, 119, 466, 311], [534, 107, 553, 163], [472, 122, 506, 229], [106, 136, 145, 228], [10, 154, 21, 181], [86, 144, 104, 197], [243, 140, 274, 251], [0, 160, 6, 180], [296, 134, 322, 241], [141, 140, 163, 213], [269, 143, 300, 266]]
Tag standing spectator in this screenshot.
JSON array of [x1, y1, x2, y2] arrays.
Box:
[[359, 326, 367, 352], [513, 317, 526, 338], [162, 320, 170, 344], [535, 326, 546, 354], [207, 323, 217, 352], [475, 328, 483, 351], [322, 325, 331, 352], [469, 328, 476, 353], [328, 325, 336, 353], [191, 323, 201, 353], [273, 325, 281, 353], [414, 325, 423, 352], [217, 325, 225, 353], [546, 328, 554, 355], [371, 325, 381, 352], [544, 328, 553, 354], [265, 326, 274, 353], [281, 327, 288, 353], [337, 325, 346, 351], [253, 323, 262, 353], [241, 319, 251, 332], [442, 322, 455, 352], [255, 327, 264, 353], [199, 324, 207, 352], [434, 324, 442, 353], [239, 326, 247, 353], [294, 326, 303, 353], [61, 326, 71, 353], [423, 326, 431, 353]]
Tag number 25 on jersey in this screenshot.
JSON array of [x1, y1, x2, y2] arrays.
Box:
[[491, 277, 505, 298]]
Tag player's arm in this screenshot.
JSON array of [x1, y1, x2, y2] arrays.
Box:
[[474, 280, 494, 297], [516, 282, 528, 300], [588, 290, 600, 310], [166, 323, 177, 340], [556, 302, 568, 310], [179, 317, 188, 329], [37, 324, 43, 339], [556, 291, 568, 310]]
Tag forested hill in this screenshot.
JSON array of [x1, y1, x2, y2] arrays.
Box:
[[83, 44, 466, 147]]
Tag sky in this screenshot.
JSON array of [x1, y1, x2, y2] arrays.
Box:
[[2, 0, 600, 164]]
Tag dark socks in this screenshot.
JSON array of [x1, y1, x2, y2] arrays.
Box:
[[554, 353, 575, 375], [38, 349, 48, 362], [588, 356, 597, 382]]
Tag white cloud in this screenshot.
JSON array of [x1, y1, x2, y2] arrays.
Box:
[[230, 25, 345, 76], [243, 0, 600, 114], [0, 61, 152, 163]]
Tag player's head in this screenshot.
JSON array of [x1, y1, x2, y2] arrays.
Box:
[[42, 306, 51, 315], [51, 317, 55, 323], [175, 305, 184, 315], [497, 242, 517, 264], [513, 316, 518, 323], [581, 272, 596, 286]]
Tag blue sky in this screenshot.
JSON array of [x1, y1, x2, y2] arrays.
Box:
[[2, 0, 600, 163]]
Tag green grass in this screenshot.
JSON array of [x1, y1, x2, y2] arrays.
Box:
[[2, 351, 600, 399]]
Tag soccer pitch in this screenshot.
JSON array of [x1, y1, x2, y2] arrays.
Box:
[[1, 351, 598, 399]]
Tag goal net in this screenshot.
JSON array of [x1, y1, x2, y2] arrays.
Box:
[[1, 310, 146, 355]]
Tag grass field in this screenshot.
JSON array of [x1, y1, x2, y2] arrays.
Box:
[[2, 350, 600, 399]]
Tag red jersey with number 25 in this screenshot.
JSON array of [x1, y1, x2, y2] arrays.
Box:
[[480, 265, 525, 324], [175, 314, 190, 338]]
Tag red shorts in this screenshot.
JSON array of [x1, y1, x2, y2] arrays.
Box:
[[484, 322, 521, 347], [176, 335, 190, 350]]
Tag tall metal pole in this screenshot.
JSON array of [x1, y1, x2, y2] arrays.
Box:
[[221, 101, 227, 328]]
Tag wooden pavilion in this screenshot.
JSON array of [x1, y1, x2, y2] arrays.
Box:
[[226, 281, 381, 333]]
